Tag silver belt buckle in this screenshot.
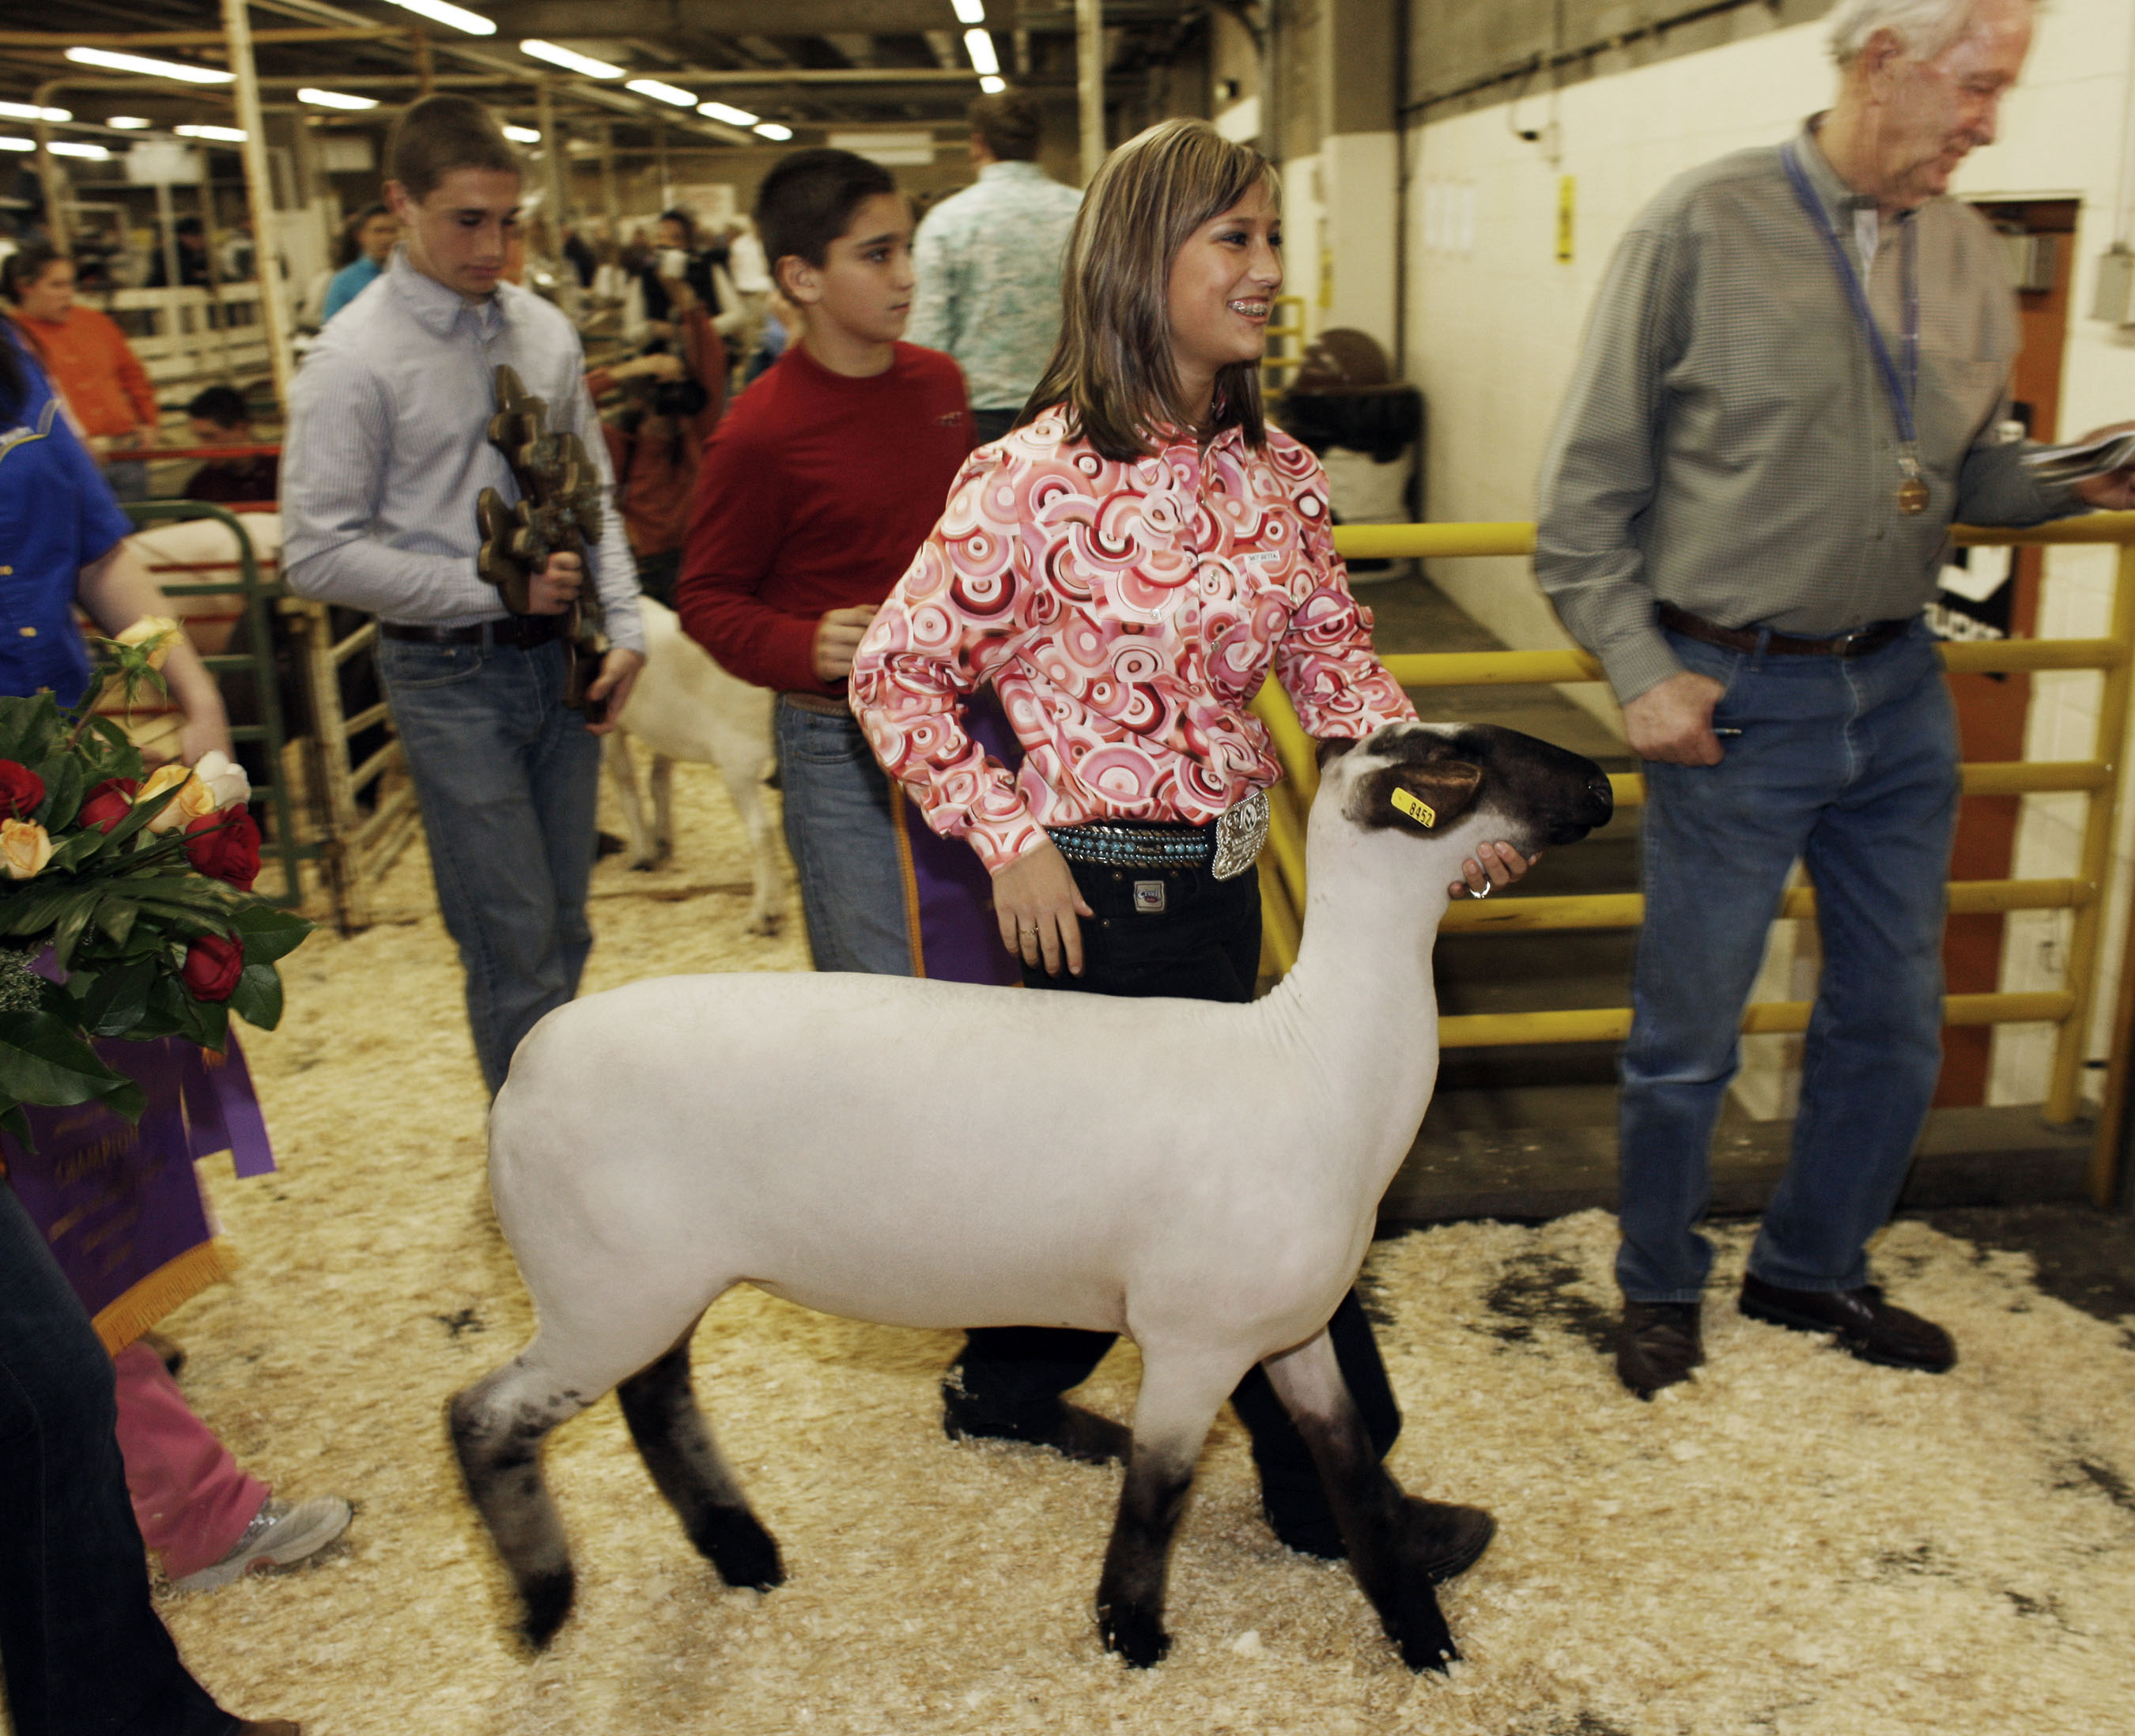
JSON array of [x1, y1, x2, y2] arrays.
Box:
[[1211, 788, 1269, 881]]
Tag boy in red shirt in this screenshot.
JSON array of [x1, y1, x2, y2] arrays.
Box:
[[678, 149, 1011, 980]]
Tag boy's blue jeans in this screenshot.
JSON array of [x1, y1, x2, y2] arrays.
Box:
[[773, 698, 915, 977], [0, 1183, 236, 1736], [1617, 620, 1959, 1304], [380, 634, 601, 1094]]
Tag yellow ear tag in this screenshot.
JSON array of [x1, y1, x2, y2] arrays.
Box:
[[1391, 787, 1438, 828]]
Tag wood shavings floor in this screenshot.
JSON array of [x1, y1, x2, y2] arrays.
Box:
[[19, 761, 2135, 1735]]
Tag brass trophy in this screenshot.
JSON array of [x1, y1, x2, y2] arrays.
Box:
[[474, 364, 613, 719]]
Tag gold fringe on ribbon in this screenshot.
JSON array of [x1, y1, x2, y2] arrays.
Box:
[[92, 1239, 239, 1357]]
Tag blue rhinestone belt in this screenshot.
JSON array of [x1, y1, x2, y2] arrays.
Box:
[[1047, 820, 1215, 870]]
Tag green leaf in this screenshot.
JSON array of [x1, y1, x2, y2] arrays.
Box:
[[0, 1100, 31, 1150], [78, 955, 155, 1037], [0, 694, 62, 767], [181, 996, 229, 1053], [0, 1008, 141, 1113], [31, 754, 84, 834], [93, 897, 138, 947], [51, 896, 98, 973], [227, 962, 285, 1031], [230, 903, 316, 965]]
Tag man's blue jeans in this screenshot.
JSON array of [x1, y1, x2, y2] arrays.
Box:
[[0, 1183, 236, 1736], [773, 697, 915, 977], [380, 634, 602, 1094], [1618, 620, 1959, 1303]]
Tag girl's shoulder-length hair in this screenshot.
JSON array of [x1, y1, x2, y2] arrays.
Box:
[[1018, 117, 1278, 464]]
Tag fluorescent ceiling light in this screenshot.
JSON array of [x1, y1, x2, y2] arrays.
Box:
[[502, 124, 541, 143], [299, 88, 379, 111], [176, 123, 248, 142], [106, 115, 153, 129], [49, 140, 111, 160], [951, 0, 986, 21], [66, 47, 234, 85], [963, 29, 1000, 76], [699, 100, 758, 126], [0, 102, 70, 123], [379, 0, 497, 36], [980, 75, 1007, 94], [626, 78, 695, 108], [753, 122, 793, 142], [520, 40, 624, 78], [0, 138, 32, 153]]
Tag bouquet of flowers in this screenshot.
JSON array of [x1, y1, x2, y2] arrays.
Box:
[[0, 618, 311, 1142]]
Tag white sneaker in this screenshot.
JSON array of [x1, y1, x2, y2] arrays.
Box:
[[172, 1496, 352, 1591]]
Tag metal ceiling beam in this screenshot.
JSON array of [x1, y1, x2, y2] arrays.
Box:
[[0, 28, 406, 47]]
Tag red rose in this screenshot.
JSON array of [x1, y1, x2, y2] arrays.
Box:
[[181, 934, 244, 1002], [0, 760, 45, 820], [80, 776, 141, 833], [183, 807, 261, 891]]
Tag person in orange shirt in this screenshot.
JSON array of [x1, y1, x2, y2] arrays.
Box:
[[2, 241, 161, 501]]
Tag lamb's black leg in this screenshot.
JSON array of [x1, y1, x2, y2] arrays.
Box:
[[1264, 1329, 1491, 1674], [1095, 1444, 1196, 1667], [617, 1334, 784, 1591], [448, 1360, 589, 1651]]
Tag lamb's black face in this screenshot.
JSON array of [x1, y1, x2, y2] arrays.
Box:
[[1330, 723, 1614, 852]]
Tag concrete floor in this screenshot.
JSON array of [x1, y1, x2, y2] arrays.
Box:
[[1355, 569, 2135, 1330]]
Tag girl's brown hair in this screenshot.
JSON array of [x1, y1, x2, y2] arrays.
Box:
[[1020, 117, 1275, 461]]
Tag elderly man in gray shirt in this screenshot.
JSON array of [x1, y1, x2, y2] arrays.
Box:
[[1536, 0, 2135, 1399], [285, 95, 644, 1097]]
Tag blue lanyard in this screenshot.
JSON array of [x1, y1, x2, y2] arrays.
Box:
[[1781, 142, 1919, 454]]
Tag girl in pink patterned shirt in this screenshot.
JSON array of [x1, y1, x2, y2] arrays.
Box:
[[852, 118, 1527, 1561]]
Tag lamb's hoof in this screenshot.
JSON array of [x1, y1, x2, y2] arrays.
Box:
[[1388, 1584, 1459, 1675], [1098, 1600, 1170, 1669], [698, 1506, 784, 1591], [517, 1567, 576, 1652], [1399, 1496, 1496, 1586], [746, 911, 782, 938], [628, 858, 657, 873]]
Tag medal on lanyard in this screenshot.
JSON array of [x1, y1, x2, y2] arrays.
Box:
[[1782, 143, 1928, 516]]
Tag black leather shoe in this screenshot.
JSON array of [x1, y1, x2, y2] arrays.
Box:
[[1616, 1300, 1703, 1399], [1738, 1274, 1956, 1372], [943, 1394, 1132, 1466]]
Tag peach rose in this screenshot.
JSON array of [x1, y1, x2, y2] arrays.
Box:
[[1, 818, 54, 880], [114, 616, 183, 670], [137, 762, 218, 833]]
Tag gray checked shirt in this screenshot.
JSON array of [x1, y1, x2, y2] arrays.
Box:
[[1536, 120, 2078, 704], [282, 251, 644, 654]]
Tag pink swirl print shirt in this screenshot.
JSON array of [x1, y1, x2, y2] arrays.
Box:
[[849, 409, 1417, 874]]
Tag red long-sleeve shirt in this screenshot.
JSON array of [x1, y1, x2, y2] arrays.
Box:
[[7, 306, 158, 441], [675, 341, 972, 694]]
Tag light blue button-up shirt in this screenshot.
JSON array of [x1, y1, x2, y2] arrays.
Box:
[[906, 160, 1082, 414], [282, 249, 643, 652]]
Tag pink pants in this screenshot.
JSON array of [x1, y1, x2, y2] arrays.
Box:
[[110, 1341, 269, 1579]]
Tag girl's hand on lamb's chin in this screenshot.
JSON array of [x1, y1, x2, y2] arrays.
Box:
[[1449, 840, 1536, 902], [993, 839, 1096, 976]]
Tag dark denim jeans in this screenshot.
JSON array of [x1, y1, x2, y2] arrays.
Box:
[[0, 1184, 235, 1736], [773, 698, 915, 977], [379, 633, 603, 1095], [956, 855, 1402, 1522], [1618, 620, 1960, 1302]]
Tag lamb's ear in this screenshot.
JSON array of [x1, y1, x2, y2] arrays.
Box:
[[1356, 761, 1483, 833], [1316, 735, 1362, 769]]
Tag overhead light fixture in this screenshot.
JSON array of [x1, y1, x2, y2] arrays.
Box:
[[699, 100, 758, 127], [176, 123, 248, 143], [0, 138, 34, 153], [951, 0, 986, 21], [379, 0, 497, 36], [753, 122, 792, 142], [106, 115, 153, 130], [48, 140, 111, 160], [503, 124, 542, 144], [626, 78, 695, 108], [299, 88, 380, 111], [65, 47, 235, 85], [0, 102, 70, 123], [980, 76, 1007, 94], [963, 29, 1000, 77], [520, 40, 624, 79]]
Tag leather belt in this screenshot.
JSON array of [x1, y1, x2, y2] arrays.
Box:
[[1657, 602, 1910, 659], [380, 615, 563, 648], [778, 690, 852, 717]]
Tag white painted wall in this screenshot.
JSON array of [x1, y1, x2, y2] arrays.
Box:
[[1403, 0, 2135, 1109]]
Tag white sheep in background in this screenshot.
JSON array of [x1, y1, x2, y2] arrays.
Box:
[[450, 719, 1614, 1674], [603, 598, 784, 935]]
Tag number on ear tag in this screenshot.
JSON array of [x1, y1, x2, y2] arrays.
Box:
[[1392, 787, 1438, 828]]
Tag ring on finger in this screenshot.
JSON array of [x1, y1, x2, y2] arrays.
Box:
[[1472, 881, 1493, 900]]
